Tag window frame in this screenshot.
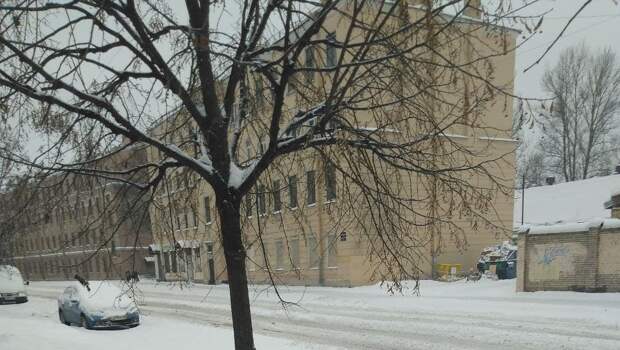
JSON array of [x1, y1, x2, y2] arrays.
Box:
[[288, 175, 298, 209], [272, 180, 282, 213], [306, 170, 316, 206]]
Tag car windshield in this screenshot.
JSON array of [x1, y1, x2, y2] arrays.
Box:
[[75, 281, 134, 311], [0, 265, 24, 291]]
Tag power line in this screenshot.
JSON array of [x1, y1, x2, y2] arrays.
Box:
[[517, 15, 619, 56]]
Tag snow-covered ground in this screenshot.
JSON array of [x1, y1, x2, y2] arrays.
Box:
[[3, 279, 620, 350]]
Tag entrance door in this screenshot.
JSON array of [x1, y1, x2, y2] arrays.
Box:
[[185, 248, 194, 281], [156, 253, 165, 281], [206, 242, 215, 285]]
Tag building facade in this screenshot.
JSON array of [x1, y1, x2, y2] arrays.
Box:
[[0, 144, 154, 281], [146, 1, 518, 286]]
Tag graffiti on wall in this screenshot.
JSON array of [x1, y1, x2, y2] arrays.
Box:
[[538, 245, 569, 265], [528, 242, 586, 282]]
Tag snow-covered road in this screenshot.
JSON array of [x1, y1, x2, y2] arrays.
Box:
[[3, 279, 620, 350]]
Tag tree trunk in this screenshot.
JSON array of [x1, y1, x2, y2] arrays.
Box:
[[218, 195, 256, 350]]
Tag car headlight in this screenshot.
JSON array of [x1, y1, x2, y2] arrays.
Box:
[[17, 292, 27, 297]]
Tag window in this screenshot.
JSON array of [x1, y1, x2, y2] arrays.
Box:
[[204, 196, 212, 224], [246, 140, 253, 159], [245, 193, 253, 217], [179, 251, 186, 272], [307, 236, 319, 269], [327, 234, 338, 268], [326, 32, 337, 67], [288, 176, 298, 209], [304, 46, 315, 82], [184, 212, 189, 229], [259, 136, 265, 154], [194, 248, 202, 272], [258, 184, 266, 215], [272, 180, 282, 213], [306, 170, 316, 205], [170, 251, 178, 273], [325, 161, 337, 201], [163, 252, 171, 272], [247, 245, 256, 272], [192, 128, 200, 157], [290, 238, 300, 269], [275, 240, 284, 270], [255, 77, 264, 109]]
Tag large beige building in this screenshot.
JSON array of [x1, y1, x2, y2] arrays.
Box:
[[0, 144, 154, 281], [146, 2, 518, 286]]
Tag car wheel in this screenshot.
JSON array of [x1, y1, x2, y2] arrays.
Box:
[[80, 314, 91, 330], [59, 310, 69, 326]]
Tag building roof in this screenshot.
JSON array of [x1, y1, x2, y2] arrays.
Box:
[[519, 218, 620, 235], [513, 174, 620, 227]]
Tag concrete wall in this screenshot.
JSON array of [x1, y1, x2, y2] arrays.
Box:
[[517, 223, 620, 292]]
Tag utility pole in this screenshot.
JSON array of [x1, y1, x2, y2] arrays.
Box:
[[521, 171, 526, 225]]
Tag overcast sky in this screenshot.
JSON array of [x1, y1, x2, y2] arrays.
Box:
[[513, 0, 620, 98], [11, 0, 620, 161]]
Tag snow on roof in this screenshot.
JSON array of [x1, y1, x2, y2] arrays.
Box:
[[514, 174, 620, 227], [520, 218, 620, 235]]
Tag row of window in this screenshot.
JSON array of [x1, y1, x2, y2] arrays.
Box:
[[244, 162, 337, 217], [14, 254, 112, 278], [11, 230, 117, 255], [248, 234, 338, 272], [22, 192, 116, 228], [166, 163, 338, 230], [159, 247, 202, 274]]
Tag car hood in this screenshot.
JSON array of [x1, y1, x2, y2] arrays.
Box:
[[87, 305, 135, 319]]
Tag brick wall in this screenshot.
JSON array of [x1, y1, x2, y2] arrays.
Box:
[[517, 224, 620, 292]]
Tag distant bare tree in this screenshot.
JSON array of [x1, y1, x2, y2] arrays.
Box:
[[516, 150, 546, 187], [540, 44, 620, 182]]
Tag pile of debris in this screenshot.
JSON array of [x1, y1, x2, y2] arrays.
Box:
[[477, 241, 518, 280]]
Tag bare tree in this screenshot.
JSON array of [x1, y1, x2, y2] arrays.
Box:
[[0, 1, 552, 349], [540, 44, 620, 182]]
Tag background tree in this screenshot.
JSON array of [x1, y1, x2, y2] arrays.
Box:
[[0, 1, 549, 349], [540, 44, 620, 182]]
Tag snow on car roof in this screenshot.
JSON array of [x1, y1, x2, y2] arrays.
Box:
[[0, 265, 21, 274], [0, 265, 25, 291], [71, 280, 134, 311]]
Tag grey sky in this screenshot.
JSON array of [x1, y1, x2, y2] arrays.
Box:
[[514, 0, 620, 98]]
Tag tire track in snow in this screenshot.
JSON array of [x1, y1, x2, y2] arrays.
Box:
[[26, 284, 620, 350]]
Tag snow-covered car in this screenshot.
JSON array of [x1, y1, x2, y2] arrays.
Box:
[[57, 281, 139, 329], [0, 265, 28, 304]]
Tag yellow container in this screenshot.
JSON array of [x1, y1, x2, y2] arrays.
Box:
[[435, 263, 462, 276]]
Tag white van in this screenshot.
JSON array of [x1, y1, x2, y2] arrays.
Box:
[[0, 265, 28, 304]]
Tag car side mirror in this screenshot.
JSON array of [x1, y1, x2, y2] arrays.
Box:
[[24, 281, 30, 286]]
